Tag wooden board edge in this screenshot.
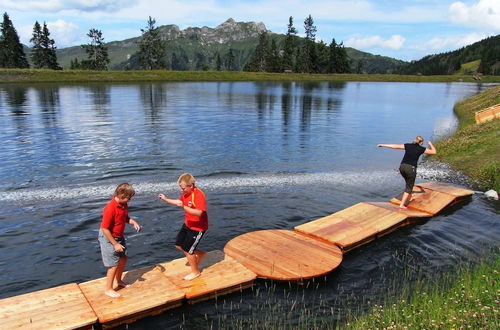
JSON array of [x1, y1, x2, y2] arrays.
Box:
[[186, 280, 255, 304], [101, 300, 183, 329]]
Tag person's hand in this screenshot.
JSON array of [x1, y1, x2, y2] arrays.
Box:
[[158, 193, 166, 201], [131, 220, 141, 232], [377, 144, 382, 147], [176, 200, 183, 207], [114, 243, 125, 253]]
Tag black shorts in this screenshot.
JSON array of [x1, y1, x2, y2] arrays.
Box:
[[399, 163, 417, 193], [175, 223, 205, 254]]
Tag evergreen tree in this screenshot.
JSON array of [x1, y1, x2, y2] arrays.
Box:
[[137, 16, 167, 70], [30, 21, 60, 69], [81, 28, 109, 70], [299, 15, 318, 73], [243, 31, 269, 72], [70, 58, 81, 69], [327, 38, 350, 73], [226, 48, 235, 71], [0, 12, 29, 68], [266, 39, 281, 72], [282, 16, 297, 71], [216, 53, 222, 71]]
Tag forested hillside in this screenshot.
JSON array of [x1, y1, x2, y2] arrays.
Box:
[[397, 35, 500, 75], [56, 18, 404, 73]]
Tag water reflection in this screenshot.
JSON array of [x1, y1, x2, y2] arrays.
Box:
[[88, 85, 111, 113], [139, 83, 167, 122], [4, 86, 28, 115]]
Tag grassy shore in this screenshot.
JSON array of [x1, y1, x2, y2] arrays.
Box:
[[433, 85, 500, 191], [2, 68, 500, 83], [346, 252, 499, 330]]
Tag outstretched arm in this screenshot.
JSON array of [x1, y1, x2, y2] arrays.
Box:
[[158, 194, 183, 207], [424, 141, 437, 155], [377, 144, 405, 149]]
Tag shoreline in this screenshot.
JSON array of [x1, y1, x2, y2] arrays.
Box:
[[2, 68, 500, 84], [433, 85, 500, 191]]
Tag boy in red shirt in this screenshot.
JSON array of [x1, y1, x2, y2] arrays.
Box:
[[99, 183, 141, 298], [158, 173, 208, 280]]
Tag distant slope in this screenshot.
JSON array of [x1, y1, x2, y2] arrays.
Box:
[[397, 35, 500, 75], [55, 18, 405, 73]]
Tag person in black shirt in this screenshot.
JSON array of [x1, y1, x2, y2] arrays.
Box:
[[377, 136, 437, 209]]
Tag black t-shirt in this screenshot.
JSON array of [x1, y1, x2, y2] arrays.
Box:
[[401, 143, 426, 167]]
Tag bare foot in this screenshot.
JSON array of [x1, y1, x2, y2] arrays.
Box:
[[105, 290, 121, 298], [399, 205, 408, 210], [183, 272, 201, 281]]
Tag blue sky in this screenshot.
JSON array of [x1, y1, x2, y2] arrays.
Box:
[[1, 0, 499, 61]]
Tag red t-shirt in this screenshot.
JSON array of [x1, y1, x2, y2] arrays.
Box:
[[100, 198, 129, 238], [179, 187, 208, 231]]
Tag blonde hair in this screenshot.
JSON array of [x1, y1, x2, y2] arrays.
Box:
[[114, 183, 135, 198], [413, 136, 424, 144], [177, 173, 196, 186]]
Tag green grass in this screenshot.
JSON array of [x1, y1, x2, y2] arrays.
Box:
[[434, 85, 500, 190], [2, 68, 500, 83], [346, 253, 500, 330], [455, 60, 481, 75]]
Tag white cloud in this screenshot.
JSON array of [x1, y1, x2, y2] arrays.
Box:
[[412, 32, 488, 53], [345, 34, 405, 50], [0, 0, 138, 12], [47, 20, 83, 47], [449, 0, 500, 31]]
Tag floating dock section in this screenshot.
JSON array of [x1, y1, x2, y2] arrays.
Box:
[[0, 182, 474, 329]]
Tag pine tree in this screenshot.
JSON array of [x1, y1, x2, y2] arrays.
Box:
[[0, 12, 29, 68], [327, 38, 350, 73], [216, 53, 222, 71], [81, 28, 109, 70], [299, 15, 318, 73], [30, 21, 60, 69], [266, 39, 281, 72], [243, 31, 269, 72], [282, 16, 297, 71], [137, 16, 167, 70], [226, 48, 235, 71]]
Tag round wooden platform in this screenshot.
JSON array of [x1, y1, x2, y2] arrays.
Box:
[[224, 229, 343, 280]]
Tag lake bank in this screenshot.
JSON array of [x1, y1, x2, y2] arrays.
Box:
[[2, 68, 500, 83], [434, 85, 500, 191]]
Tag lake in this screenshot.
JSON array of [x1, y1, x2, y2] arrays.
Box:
[[0, 81, 498, 328]]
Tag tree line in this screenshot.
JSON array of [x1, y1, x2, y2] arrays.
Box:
[[244, 15, 350, 73]]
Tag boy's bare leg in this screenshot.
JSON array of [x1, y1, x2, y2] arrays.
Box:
[[114, 256, 129, 288], [183, 251, 202, 280], [105, 266, 121, 298], [195, 250, 206, 264]]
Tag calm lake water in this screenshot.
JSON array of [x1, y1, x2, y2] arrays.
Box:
[[0, 81, 498, 328]]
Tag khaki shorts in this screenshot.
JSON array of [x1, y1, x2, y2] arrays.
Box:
[[98, 229, 127, 267]]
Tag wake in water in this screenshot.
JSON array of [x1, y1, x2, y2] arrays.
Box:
[[0, 164, 471, 203]]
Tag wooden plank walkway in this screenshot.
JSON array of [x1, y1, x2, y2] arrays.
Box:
[[0, 283, 97, 330], [0, 182, 474, 328], [224, 229, 343, 280], [79, 266, 184, 329], [157, 250, 256, 303]]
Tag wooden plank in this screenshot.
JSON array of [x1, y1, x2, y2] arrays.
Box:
[[157, 250, 257, 302], [475, 104, 500, 124], [224, 230, 343, 281], [368, 202, 433, 218], [390, 186, 456, 215], [416, 182, 474, 197], [295, 203, 408, 250], [79, 266, 184, 328], [0, 283, 97, 330]]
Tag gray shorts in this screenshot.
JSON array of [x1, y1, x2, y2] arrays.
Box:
[[98, 229, 127, 267], [399, 163, 417, 193]]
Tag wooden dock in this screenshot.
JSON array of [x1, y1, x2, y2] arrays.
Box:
[[0, 182, 474, 329], [475, 103, 500, 124]]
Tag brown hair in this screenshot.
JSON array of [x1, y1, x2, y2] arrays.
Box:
[[177, 173, 196, 186], [413, 136, 424, 144], [114, 183, 135, 198]]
